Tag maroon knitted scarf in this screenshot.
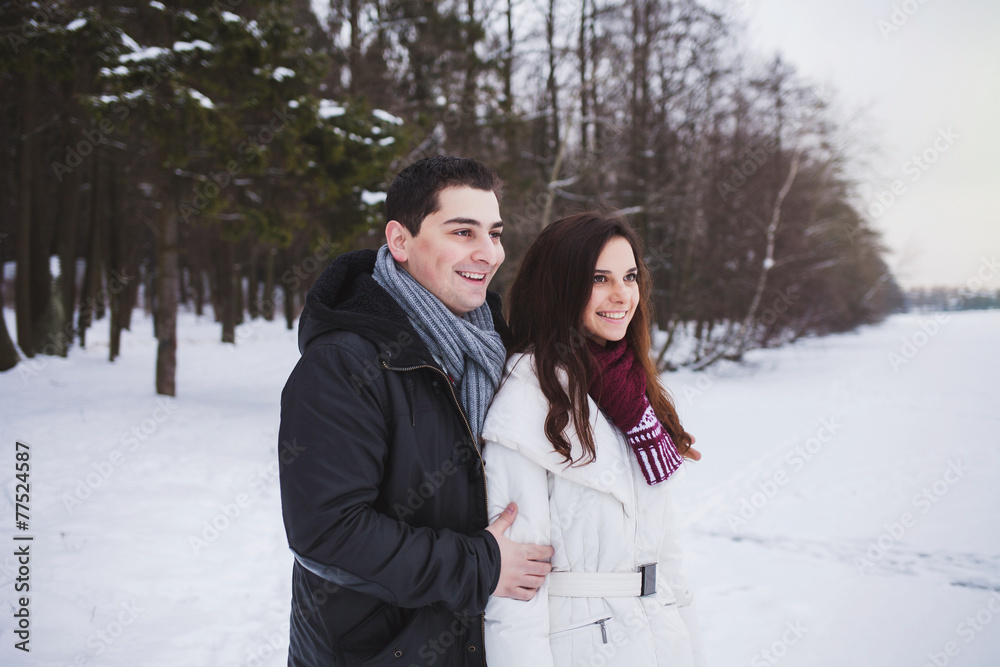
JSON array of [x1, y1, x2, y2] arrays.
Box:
[[587, 338, 683, 485]]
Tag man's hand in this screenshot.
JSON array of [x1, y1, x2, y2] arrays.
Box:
[[486, 502, 553, 601]]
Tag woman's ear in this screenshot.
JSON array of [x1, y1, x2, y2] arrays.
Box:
[[384, 220, 410, 263]]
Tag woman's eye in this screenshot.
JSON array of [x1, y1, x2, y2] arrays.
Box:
[[625, 273, 637, 282], [593, 275, 606, 283]]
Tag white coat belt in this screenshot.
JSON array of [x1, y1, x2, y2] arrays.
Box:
[[547, 571, 644, 597]]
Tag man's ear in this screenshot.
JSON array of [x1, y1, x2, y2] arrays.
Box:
[[385, 220, 410, 263]]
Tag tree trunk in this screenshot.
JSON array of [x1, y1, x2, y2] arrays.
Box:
[[283, 269, 295, 330], [0, 287, 20, 371], [234, 246, 244, 327], [348, 0, 361, 94], [247, 244, 260, 319], [194, 268, 205, 317], [155, 183, 179, 396], [262, 248, 275, 321], [108, 163, 123, 362], [502, 0, 514, 118], [15, 59, 35, 357], [734, 151, 800, 357], [219, 240, 236, 343], [57, 144, 83, 354], [178, 264, 189, 308], [578, 0, 589, 155], [545, 0, 560, 155], [78, 157, 105, 348]]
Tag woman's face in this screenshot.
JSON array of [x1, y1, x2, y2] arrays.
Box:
[[581, 236, 639, 346]]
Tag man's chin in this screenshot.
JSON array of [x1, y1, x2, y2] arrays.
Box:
[[447, 294, 488, 317]]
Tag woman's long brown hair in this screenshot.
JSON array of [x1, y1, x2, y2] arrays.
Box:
[[504, 211, 693, 465]]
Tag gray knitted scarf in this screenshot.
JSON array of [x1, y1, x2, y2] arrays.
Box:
[[372, 245, 505, 443]]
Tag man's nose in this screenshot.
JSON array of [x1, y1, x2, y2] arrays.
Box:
[[471, 234, 498, 265]]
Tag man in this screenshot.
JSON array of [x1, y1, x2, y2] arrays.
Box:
[[278, 156, 553, 666]]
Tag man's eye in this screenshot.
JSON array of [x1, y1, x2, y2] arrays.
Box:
[[490, 231, 503, 239], [455, 230, 470, 237]]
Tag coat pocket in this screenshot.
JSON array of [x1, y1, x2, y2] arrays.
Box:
[[549, 614, 613, 644], [359, 608, 478, 666]]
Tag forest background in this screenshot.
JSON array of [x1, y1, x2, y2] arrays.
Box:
[[3, 0, 966, 395]]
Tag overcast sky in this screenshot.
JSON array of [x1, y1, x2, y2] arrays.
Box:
[[737, 0, 1000, 289]]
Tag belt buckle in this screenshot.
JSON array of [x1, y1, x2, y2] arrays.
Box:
[[639, 563, 656, 597]]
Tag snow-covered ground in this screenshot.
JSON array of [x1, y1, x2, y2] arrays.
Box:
[[1, 308, 998, 666]]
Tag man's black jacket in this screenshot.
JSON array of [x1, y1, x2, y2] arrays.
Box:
[[278, 249, 504, 666]]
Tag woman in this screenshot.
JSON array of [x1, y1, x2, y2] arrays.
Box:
[[482, 211, 707, 666]]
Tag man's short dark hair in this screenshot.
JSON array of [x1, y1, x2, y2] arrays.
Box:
[[385, 156, 503, 236]]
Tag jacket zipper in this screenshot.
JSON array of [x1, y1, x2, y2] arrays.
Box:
[[627, 433, 653, 645], [382, 361, 490, 664], [380, 361, 487, 483]]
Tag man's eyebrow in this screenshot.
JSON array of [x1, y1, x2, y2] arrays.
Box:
[[442, 217, 504, 229], [594, 267, 638, 274]]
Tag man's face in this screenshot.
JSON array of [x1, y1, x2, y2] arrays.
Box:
[[393, 186, 504, 316]]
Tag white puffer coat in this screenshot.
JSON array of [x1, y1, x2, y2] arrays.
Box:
[[482, 353, 707, 667]]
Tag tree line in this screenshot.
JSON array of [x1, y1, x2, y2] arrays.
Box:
[[1, 0, 902, 394]]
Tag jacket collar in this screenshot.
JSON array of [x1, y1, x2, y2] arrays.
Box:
[[299, 248, 508, 368], [483, 353, 639, 515]]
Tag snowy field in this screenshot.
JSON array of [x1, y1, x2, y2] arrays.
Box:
[[1, 308, 998, 666]]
